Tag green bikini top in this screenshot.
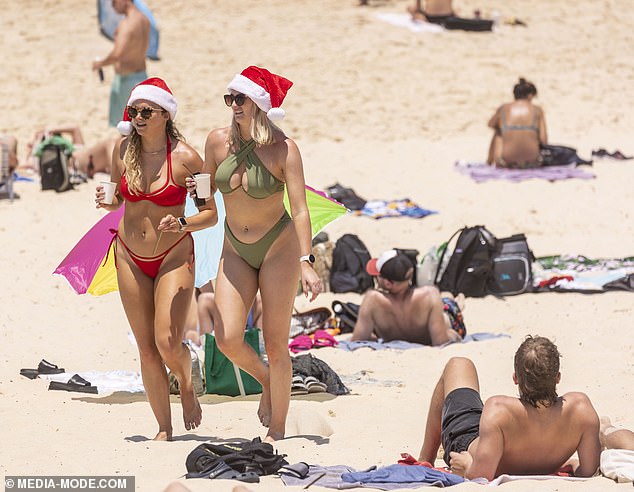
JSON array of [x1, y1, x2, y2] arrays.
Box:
[[215, 139, 285, 199]]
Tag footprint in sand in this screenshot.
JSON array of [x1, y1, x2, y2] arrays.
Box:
[[285, 406, 334, 437]]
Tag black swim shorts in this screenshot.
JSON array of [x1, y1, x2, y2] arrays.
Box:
[[440, 387, 483, 466]]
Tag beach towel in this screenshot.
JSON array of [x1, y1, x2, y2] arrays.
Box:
[[355, 199, 437, 220], [532, 255, 634, 293], [454, 161, 595, 183], [281, 463, 462, 490], [601, 449, 634, 483], [374, 13, 444, 34], [337, 333, 510, 351], [342, 464, 465, 487], [486, 474, 589, 486], [38, 370, 144, 394]]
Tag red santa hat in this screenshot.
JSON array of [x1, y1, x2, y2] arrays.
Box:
[[116, 77, 178, 135], [226, 66, 293, 121]]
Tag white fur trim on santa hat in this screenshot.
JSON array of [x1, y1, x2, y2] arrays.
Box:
[[127, 85, 178, 120], [227, 74, 272, 113], [117, 121, 133, 136], [266, 107, 285, 121]]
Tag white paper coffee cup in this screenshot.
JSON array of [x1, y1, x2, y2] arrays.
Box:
[[193, 173, 211, 199], [101, 181, 116, 204]]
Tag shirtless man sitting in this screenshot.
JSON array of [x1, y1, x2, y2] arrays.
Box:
[[418, 336, 601, 480], [350, 250, 466, 346]]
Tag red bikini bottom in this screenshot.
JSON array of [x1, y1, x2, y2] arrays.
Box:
[[107, 229, 193, 279]]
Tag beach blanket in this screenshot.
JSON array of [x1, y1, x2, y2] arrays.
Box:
[[39, 370, 144, 394], [355, 199, 437, 220], [280, 464, 461, 489], [337, 333, 509, 351], [454, 161, 595, 183], [374, 13, 444, 34], [533, 255, 634, 293]]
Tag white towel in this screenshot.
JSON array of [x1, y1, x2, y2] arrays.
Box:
[[601, 449, 634, 483], [39, 370, 144, 394], [374, 13, 444, 33]]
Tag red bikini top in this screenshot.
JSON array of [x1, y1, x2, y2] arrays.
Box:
[[120, 138, 187, 207]]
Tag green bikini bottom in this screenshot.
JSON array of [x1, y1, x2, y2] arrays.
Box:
[[224, 211, 292, 270]]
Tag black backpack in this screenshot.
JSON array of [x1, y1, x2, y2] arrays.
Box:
[[329, 234, 374, 293], [435, 226, 497, 297], [39, 143, 73, 192], [488, 234, 534, 296], [185, 438, 287, 478]]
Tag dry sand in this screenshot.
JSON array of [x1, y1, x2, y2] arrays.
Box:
[[1, 0, 633, 490]]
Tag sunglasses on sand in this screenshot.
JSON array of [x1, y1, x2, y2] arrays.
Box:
[[223, 93, 247, 107], [127, 106, 165, 120]]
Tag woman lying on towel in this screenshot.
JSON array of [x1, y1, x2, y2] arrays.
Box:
[[487, 78, 548, 169]]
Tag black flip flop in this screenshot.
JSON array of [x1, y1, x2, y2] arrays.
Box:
[[19, 359, 66, 379], [48, 374, 98, 394], [38, 359, 65, 374], [19, 369, 40, 380], [278, 462, 310, 479]]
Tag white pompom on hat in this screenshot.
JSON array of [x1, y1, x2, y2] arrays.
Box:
[[226, 66, 293, 121], [116, 77, 178, 135]]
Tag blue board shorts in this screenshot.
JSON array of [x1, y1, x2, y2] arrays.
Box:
[[109, 70, 148, 127]]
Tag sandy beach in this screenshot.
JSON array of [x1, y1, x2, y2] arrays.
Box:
[[1, 0, 633, 490]]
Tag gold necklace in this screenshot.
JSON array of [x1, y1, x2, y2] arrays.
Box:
[[142, 146, 166, 154]]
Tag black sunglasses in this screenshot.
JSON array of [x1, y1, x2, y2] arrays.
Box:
[[127, 106, 164, 120], [223, 93, 247, 107]]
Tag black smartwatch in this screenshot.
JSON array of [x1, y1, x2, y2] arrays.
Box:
[[299, 254, 315, 264], [177, 216, 188, 232]]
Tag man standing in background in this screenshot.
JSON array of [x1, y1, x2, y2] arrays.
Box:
[[92, 0, 150, 127]]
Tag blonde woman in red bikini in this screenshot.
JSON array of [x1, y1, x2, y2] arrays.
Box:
[[95, 77, 217, 440]]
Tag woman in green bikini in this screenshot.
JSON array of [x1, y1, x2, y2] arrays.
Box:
[[487, 78, 548, 168], [193, 66, 321, 441]]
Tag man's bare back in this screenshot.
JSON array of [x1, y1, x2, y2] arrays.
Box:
[[419, 339, 601, 481], [465, 392, 600, 479], [357, 286, 447, 345], [352, 251, 463, 346]]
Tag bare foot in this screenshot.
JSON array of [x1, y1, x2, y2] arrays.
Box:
[[258, 385, 272, 427], [153, 430, 172, 441], [264, 430, 285, 442], [180, 383, 202, 431]]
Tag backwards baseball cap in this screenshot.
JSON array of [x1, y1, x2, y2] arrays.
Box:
[[366, 250, 414, 282]]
